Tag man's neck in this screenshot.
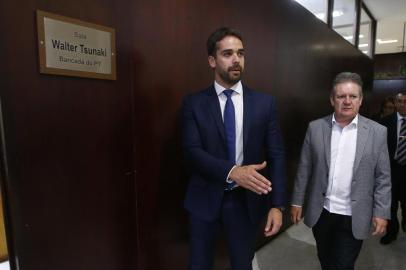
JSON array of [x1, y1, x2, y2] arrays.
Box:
[[215, 80, 233, 89], [336, 120, 351, 128], [334, 115, 356, 128], [214, 79, 240, 90]]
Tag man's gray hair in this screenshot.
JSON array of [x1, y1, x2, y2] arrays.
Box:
[[331, 72, 363, 97]]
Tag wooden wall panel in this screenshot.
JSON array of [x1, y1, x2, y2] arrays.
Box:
[[0, 0, 137, 269], [0, 0, 374, 269], [374, 52, 406, 75], [370, 53, 406, 117]]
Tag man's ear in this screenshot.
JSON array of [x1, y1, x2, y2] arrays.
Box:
[[208, 55, 216, 68], [330, 96, 335, 107]]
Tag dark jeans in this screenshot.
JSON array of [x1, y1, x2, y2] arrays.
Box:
[[312, 209, 363, 270]]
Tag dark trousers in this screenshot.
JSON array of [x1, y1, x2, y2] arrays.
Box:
[[385, 195, 406, 238], [188, 188, 257, 270], [385, 165, 406, 238], [312, 209, 363, 270]]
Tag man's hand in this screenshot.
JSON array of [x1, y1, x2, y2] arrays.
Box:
[[229, 161, 271, 194], [264, 208, 282, 237], [290, 206, 302, 225], [372, 217, 388, 236]]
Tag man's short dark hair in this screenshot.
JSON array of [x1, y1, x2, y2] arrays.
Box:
[[206, 27, 243, 57], [395, 91, 406, 100], [331, 72, 363, 96]]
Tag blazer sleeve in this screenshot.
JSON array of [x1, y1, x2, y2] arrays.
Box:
[[373, 128, 392, 219], [181, 95, 235, 183], [291, 124, 313, 207], [266, 97, 286, 207]]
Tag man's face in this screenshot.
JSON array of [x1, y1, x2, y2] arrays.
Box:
[[330, 82, 363, 123], [395, 94, 406, 117], [208, 35, 245, 88], [382, 101, 395, 117]]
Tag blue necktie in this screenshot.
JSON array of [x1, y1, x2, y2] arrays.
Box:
[[223, 89, 236, 190]]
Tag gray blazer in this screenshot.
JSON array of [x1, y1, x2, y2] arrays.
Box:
[[291, 114, 391, 239]]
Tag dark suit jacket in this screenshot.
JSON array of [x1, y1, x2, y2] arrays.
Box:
[[182, 85, 285, 223], [380, 113, 406, 195], [380, 113, 399, 165]]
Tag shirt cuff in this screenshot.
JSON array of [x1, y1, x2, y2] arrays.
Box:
[[226, 165, 237, 183], [291, 205, 302, 207]]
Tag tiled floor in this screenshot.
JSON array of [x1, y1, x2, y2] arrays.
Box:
[[0, 261, 9, 270], [1, 215, 405, 270], [255, 212, 406, 270]]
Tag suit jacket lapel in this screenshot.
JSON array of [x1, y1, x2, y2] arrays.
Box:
[[393, 113, 399, 135], [353, 116, 370, 174], [323, 115, 333, 170], [206, 86, 226, 142], [242, 86, 251, 149]]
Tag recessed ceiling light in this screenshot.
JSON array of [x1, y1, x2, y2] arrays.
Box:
[[315, 13, 325, 20], [377, 39, 398, 44], [344, 34, 365, 40], [332, 10, 344, 17], [358, 44, 369, 48], [314, 10, 343, 20], [362, 50, 368, 54]]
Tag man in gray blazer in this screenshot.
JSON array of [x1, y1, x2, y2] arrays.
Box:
[[291, 72, 391, 270]]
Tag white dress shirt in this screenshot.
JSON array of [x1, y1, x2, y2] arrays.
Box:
[[214, 81, 244, 183], [324, 114, 359, 216]]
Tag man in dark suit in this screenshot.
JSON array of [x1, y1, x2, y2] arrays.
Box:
[[291, 72, 391, 270], [380, 91, 406, 245], [182, 27, 286, 270]]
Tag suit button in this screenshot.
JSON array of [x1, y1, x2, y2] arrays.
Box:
[[322, 192, 326, 196]]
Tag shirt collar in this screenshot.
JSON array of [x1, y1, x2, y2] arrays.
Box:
[[332, 114, 359, 128], [397, 112, 405, 122], [214, 80, 243, 96]]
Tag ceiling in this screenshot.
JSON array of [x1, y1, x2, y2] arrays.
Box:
[[294, 0, 406, 55], [364, 0, 406, 54]]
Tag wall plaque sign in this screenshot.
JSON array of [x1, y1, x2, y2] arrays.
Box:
[[37, 10, 116, 80]]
